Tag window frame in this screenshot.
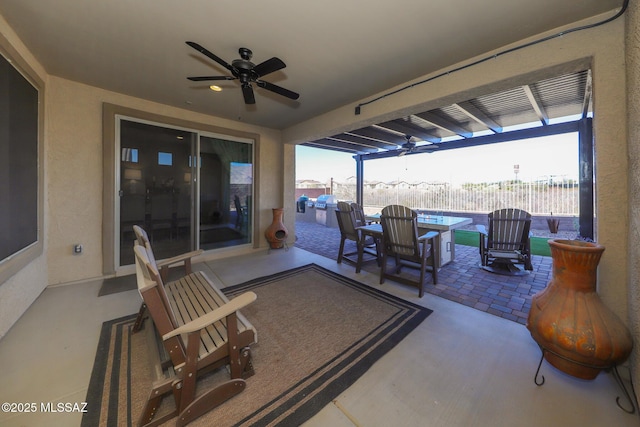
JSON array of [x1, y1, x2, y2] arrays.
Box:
[[102, 103, 261, 275], [0, 36, 45, 286]]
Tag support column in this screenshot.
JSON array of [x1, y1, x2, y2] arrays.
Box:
[[578, 117, 594, 239], [355, 154, 364, 206]]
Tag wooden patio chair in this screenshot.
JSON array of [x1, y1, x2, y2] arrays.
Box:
[[350, 202, 370, 227], [133, 243, 257, 427], [335, 201, 380, 273], [477, 208, 533, 274], [379, 205, 438, 297]]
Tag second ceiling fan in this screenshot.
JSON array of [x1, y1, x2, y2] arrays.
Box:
[[186, 41, 300, 105], [397, 135, 440, 156]]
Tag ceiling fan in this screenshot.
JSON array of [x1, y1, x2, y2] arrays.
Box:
[[397, 135, 439, 156], [186, 41, 300, 105], [398, 135, 418, 156]]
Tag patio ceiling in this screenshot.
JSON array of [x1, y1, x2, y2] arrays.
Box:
[[302, 69, 592, 158]]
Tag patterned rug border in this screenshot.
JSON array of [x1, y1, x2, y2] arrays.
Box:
[[83, 313, 137, 427], [83, 263, 432, 426], [223, 263, 433, 426]]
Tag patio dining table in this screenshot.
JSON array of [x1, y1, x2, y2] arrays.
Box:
[[362, 214, 473, 268]]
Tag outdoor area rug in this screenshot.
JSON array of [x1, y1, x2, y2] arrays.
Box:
[[82, 263, 432, 427], [97, 274, 137, 296]]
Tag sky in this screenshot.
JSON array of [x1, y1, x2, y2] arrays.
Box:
[[296, 132, 579, 186]]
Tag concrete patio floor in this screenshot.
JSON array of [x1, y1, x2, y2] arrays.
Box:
[[294, 220, 553, 325]]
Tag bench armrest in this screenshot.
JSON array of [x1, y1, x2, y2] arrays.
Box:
[[476, 224, 487, 235], [163, 291, 257, 340], [156, 249, 204, 269]]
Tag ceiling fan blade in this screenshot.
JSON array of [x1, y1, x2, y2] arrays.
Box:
[[253, 57, 286, 77], [242, 84, 256, 104], [186, 41, 235, 73], [187, 76, 236, 82], [256, 80, 299, 100]]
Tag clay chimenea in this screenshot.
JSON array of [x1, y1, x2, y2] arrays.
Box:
[[265, 208, 288, 249], [527, 239, 633, 381]]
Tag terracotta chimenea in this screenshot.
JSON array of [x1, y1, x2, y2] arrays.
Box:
[[265, 208, 288, 249], [527, 239, 633, 380]]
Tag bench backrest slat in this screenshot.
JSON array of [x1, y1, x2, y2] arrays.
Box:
[[134, 245, 187, 365]]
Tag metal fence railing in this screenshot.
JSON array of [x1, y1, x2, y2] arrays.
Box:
[[330, 180, 579, 215]]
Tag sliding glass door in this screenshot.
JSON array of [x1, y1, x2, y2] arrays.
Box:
[[117, 118, 253, 267], [199, 135, 252, 250]]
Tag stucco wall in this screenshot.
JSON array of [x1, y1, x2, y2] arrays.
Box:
[[284, 14, 629, 320], [46, 76, 284, 285], [626, 0, 640, 402], [0, 14, 48, 338]]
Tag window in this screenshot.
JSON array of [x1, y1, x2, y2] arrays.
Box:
[[158, 151, 173, 166], [0, 49, 43, 285], [121, 147, 139, 163]]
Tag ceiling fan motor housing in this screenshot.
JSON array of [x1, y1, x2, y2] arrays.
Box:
[[232, 58, 255, 73], [238, 47, 252, 60]]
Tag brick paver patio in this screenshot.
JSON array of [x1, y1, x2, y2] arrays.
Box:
[[294, 220, 553, 325]]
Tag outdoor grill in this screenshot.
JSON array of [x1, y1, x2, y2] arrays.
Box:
[[314, 194, 335, 210], [315, 194, 337, 226]]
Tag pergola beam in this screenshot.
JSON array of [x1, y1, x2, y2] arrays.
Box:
[[348, 127, 407, 146], [414, 111, 473, 138], [306, 138, 378, 153], [522, 84, 550, 125], [453, 101, 503, 133], [357, 121, 580, 160], [332, 133, 397, 150], [376, 118, 441, 143]]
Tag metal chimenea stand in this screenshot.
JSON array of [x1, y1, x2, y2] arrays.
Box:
[[533, 347, 638, 414]]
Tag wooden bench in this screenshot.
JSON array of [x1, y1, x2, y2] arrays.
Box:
[[132, 225, 204, 332], [134, 243, 257, 427]]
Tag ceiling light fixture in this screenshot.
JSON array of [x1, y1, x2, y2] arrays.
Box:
[[209, 85, 222, 92]]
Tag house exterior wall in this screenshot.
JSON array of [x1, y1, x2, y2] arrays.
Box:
[[0, 14, 48, 338], [625, 0, 640, 400], [45, 76, 285, 285]]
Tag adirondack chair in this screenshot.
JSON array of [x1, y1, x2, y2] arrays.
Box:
[[350, 202, 370, 227], [379, 205, 438, 297], [335, 201, 380, 273], [477, 208, 533, 273], [134, 243, 257, 427]]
